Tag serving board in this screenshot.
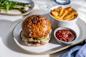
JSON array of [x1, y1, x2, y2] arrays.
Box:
[[12, 10, 86, 54]]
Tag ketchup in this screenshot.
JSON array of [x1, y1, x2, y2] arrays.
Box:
[[55, 29, 76, 42]]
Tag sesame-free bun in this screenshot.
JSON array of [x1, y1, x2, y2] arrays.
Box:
[[22, 15, 52, 38]]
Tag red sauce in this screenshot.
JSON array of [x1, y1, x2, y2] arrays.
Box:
[[55, 29, 76, 42]]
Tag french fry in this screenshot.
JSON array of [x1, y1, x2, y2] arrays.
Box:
[[55, 16, 60, 20], [57, 7, 62, 16], [60, 8, 65, 16], [68, 7, 73, 12], [51, 6, 78, 21], [60, 10, 69, 20], [65, 7, 73, 12], [63, 7, 73, 19], [51, 10, 59, 17], [64, 11, 77, 20]]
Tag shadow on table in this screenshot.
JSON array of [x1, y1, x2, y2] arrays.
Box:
[[0, 19, 35, 55]]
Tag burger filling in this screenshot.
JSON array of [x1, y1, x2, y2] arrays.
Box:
[[21, 32, 50, 45]]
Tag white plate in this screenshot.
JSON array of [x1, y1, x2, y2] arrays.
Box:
[[13, 13, 86, 54], [13, 21, 61, 54]]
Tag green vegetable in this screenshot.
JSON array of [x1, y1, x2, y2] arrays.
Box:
[[0, 0, 31, 12], [27, 35, 50, 43]]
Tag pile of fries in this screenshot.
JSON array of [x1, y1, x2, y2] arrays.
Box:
[[50, 6, 78, 21]]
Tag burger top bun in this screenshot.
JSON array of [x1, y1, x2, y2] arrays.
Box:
[[22, 15, 52, 38]]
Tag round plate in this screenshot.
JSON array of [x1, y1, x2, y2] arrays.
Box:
[[13, 21, 61, 54], [0, 0, 34, 16], [13, 17, 86, 55]]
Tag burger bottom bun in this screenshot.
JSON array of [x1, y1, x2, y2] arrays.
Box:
[[20, 31, 50, 46]]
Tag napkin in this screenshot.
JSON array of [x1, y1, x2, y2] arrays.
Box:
[[60, 44, 86, 57]]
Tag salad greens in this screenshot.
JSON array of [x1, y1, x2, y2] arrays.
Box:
[[0, 0, 31, 13]]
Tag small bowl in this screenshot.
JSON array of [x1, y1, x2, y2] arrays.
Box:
[[49, 5, 79, 25], [54, 27, 79, 45]]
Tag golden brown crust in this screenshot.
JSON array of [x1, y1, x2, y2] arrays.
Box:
[[22, 15, 52, 38]]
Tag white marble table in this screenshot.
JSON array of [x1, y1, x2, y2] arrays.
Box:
[[0, 0, 86, 57]]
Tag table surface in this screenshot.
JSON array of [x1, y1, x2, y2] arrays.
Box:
[[0, 0, 86, 57]]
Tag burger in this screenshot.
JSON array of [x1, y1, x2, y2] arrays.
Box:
[[20, 15, 52, 46]]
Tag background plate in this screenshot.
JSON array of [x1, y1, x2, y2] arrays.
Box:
[[0, 0, 34, 16]]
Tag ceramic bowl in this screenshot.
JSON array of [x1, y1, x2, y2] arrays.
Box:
[[54, 27, 80, 45]]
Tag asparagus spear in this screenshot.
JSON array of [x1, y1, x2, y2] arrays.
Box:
[[0, 0, 31, 12]]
